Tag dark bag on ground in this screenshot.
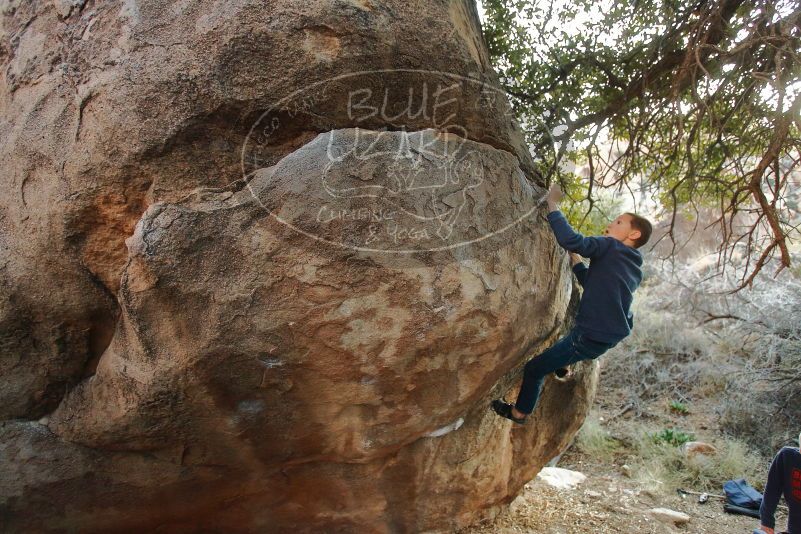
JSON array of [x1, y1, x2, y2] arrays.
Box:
[[724, 503, 761, 518], [722, 478, 763, 518]]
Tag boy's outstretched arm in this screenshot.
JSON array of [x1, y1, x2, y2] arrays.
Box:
[[546, 184, 612, 259]]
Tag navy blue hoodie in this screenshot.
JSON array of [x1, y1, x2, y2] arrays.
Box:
[[760, 446, 801, 532], [547, 210, 644, 344]]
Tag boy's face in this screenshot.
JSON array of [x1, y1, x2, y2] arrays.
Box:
[[603, 214, 641, 245]]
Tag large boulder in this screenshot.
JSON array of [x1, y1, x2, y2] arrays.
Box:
[[0, 0, 596, 531]]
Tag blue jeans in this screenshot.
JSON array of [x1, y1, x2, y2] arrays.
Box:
[[514, 327, 617, 415]]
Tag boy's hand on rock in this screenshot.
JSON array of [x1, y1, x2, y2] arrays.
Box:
[[568, 252, 583, 266], [546, 183, 563, 210]]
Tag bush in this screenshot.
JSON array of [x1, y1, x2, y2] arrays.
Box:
[[719, 383, 801, 456], [650, 428, 694, 447], [668, 400, 689, 414]]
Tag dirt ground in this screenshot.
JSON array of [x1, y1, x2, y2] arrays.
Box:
[[460, 451, 782, 533], [459, 364, 789, 534]]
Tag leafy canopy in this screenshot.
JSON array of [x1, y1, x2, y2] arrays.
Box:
[[480, 0, 801, 289]]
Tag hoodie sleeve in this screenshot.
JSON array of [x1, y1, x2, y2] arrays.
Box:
[[547, 210, 613, 259], [760, 448, 786, 529], [572, 261, 588, 287]]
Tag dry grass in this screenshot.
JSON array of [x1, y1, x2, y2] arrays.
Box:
[[630, 429, 762, 495], [575, 411, 621, 461]]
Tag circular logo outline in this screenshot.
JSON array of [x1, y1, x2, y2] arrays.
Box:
[[240, 68, 568, 254]]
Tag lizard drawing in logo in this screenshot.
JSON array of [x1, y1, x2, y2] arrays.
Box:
[[320, 127, 485, 242]]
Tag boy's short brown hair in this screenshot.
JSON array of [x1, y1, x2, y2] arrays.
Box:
[[624, 212, 652, 249]]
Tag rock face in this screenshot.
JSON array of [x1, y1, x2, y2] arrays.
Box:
[[0, 0, 597, 532]]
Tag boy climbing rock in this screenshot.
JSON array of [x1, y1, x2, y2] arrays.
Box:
[[492, 183, 652, 424]]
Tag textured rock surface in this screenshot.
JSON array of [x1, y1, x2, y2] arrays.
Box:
[[0, 0, 597, 532]]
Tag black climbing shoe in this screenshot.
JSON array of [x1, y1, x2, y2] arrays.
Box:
[[491, 399, 527, 424]]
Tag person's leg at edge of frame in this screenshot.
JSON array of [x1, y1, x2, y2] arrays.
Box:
[[511, 328, 583, 419]]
